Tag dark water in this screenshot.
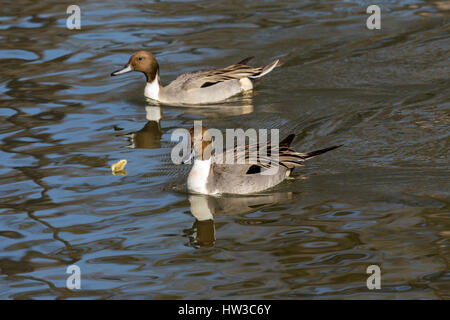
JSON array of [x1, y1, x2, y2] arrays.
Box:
[[0, 0, 449, 299]]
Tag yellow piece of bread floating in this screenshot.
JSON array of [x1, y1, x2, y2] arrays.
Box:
[[111, 159, 127, 175]]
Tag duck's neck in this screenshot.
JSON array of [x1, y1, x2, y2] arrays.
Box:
[[188, 158, 212, 194], [145, 74, 161, 101]]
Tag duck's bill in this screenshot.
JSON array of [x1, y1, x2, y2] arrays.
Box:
[[182, 149, 195, 164], [111, 64, 133, 76]]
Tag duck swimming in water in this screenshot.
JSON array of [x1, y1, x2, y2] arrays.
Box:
[[111, 50, 292, 105]]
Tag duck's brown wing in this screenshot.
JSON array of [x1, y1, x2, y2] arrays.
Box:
[[213, 135, 341, 171], [177, 64, 264, 91]]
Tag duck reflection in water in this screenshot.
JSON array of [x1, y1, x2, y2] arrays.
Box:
[[126, 106, 162, 149], [176, 91, 254, 118], [187, 192, 293, 248]]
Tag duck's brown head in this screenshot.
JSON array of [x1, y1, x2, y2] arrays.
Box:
[[111, 51, 160, 83], [189, 125, 213, 161]]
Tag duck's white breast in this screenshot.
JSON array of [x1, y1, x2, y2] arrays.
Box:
[[144, 78, 160, 101], [187, 159, 213, 194]]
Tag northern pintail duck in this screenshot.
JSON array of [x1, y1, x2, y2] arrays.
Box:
[[111, 50, 292, 105], [185, 126, 342, 195]]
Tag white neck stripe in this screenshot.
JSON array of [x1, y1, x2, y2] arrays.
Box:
[[144, 75, 160, 101]]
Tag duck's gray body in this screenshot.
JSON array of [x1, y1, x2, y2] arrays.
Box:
[[153, 54, 290, 104], [204, 163, 290, 194], [159, 73, 244, 105]]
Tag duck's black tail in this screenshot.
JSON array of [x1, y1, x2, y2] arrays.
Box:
[[301, 144, 343, 160], [278, 143, 342, 169]]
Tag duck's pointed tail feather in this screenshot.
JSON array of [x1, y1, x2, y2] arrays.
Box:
[[277, 143, 342, 169], [301, 144, 343, 160], [249, 50, 295, 79], [276, 49, 295, 67]]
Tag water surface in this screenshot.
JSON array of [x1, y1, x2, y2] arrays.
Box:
[[0, 0, 449, 299]]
